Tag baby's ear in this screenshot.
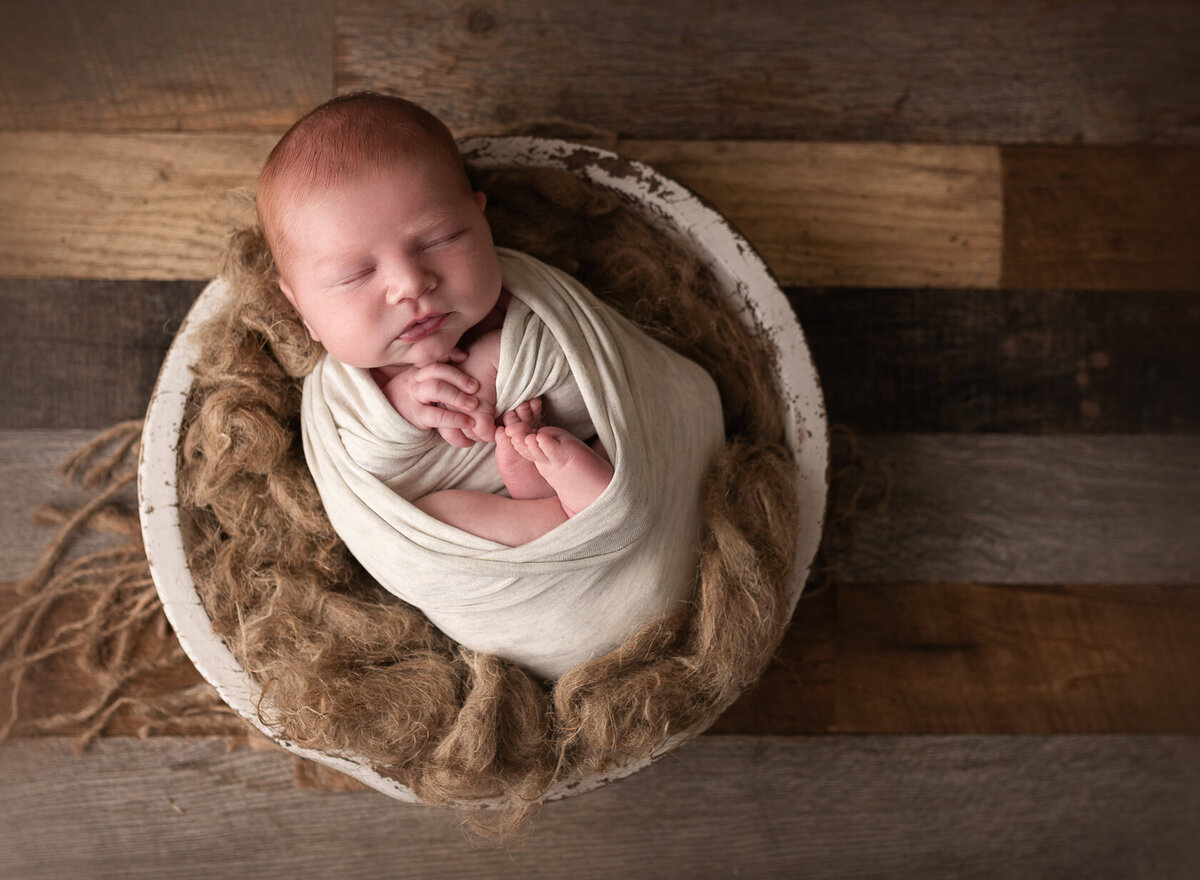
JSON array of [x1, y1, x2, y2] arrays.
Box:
[[474, 191, 487, 212], [278, 278, 321, 342]]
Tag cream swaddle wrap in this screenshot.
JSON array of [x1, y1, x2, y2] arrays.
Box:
[[301, 248, 724, 678]]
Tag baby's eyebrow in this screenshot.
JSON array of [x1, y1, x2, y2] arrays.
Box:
[[414, 213, 457, 238]]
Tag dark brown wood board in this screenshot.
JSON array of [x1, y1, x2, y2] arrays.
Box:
[[337, 0, 1200, 144]]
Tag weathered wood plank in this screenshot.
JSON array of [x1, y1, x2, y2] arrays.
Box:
[[6, 133, 1198, 293], [832, 582, 1200, 735], [0, 133, 1001, 286], [0, 280, 202, 429], [337, 0, 1200, 144], [22, 282, 1200, 434], [6, 431, 1198, 737], [1, 735, 1197, 879], [0, 0, 334, 131], [7, 568, 1198, 738], [790, 287, 1200, 433], [6, 432, 1197, 586], [839, 435, 1200, 585], [1003, 146, 1200, 291], [0, 430, 112, 583], [0, 132, 271, 280], [621, 141, 1001, 289], [715, 582, 1200, 736], [5, 280, 1192, 436]]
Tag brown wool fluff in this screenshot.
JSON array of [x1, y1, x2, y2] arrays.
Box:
[[177, 164, 801, 836]]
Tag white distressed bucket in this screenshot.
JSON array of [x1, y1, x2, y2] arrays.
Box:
[[138, 137, 828, 804]]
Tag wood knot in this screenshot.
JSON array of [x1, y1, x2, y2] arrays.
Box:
[[467, 5, 497, 34]]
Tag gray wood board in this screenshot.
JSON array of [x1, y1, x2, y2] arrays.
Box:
[[839, 434, 1200, 585], [0, 279, 202, 429], [0, 0, 333, 131], [1, 735, 1197, 879], [4, 432, 1198, 585]]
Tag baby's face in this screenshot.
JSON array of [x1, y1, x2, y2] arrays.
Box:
[[276, 152, 502, 370]]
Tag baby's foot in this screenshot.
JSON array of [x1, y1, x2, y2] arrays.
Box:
[[509, 426, 614, 518], [495, 399, 554, 500]]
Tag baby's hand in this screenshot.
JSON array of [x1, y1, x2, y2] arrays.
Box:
[[382, 351, 494, 447]]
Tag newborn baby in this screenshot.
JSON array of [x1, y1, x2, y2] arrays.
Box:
[[257, 92, 610, 547], [256, 92, 725, 678]]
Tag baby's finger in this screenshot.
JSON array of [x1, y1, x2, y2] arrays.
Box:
[[438, 426, 475, 448], [415, 362, 480, 395], [418, 379, 479, 413], [417, 403, 475, 433], [469, 409, 496, 443]]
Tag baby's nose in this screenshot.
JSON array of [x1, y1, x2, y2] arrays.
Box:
[[384, 263, 435, 304]]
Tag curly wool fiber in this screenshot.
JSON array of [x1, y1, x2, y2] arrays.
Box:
[[178, 165, 800, 837]]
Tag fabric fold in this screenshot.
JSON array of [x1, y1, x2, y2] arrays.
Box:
[[301, 248, 724, 678]]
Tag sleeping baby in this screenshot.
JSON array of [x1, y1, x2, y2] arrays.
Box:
[[256, 92, 724, 678]]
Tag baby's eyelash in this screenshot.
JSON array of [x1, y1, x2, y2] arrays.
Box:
[[422, 230, 465, 250]]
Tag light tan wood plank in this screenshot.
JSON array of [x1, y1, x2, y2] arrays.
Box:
[[621, 141, 1002, 289], [0, 0, 334, 131], [1, 735, 1197, 878], [337, 0, 1200, 145], [0, 132, 271, 280], [0, 133, 1000, 287]]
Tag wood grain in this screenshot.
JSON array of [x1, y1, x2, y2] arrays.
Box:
[[621, 141, 1001, 289], [0, 430, 114, 583], [1003, 146, 1200, 291], [337, 0, 1200, 144], [0, 132, 271, 280], [791, 287, 1200, 433], [22, 281, 1200, 433], [0, 133, 1001, 286], [5, 431, 1196, 586], [5, 431, 1197, 737], [0, 280, 202, 429], [1, 735, 1197, 878], [6, 133, 1199, 292], [833, 582, 1200, 735], [0, 0, 334, 131], [712, 580, 1200, 736], [4, 279, 1192, 436], [839, 435, 1200, 585]]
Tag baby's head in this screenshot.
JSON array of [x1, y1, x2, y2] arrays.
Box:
[[257, 92, 502, 370]]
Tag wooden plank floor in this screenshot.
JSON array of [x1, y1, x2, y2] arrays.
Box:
[[2, 1, 1199, 876]]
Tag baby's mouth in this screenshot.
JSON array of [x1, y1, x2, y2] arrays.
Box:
[[397, 313, 447, 342]]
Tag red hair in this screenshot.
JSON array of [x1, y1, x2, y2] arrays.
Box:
[[256, 92, 468, 270]]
